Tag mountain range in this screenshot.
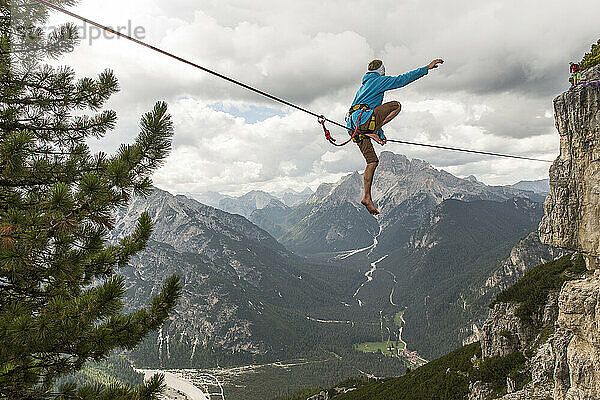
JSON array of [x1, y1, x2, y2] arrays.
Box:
[[111, 188, 375, 368], [510, 178, 550, 194], [111, 151, 558, 398], [187, 188, 314, 218], [251, 152, 545, 256]]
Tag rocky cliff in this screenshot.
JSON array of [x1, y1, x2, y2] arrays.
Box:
[[468, 254, 589, 400], [541, 66, 600, 400], [460, 232, 566, 347], [470, 267, 600, 400], [540, 66, 600, 268], [471, 66, 600, 400], [554, 275, 600, 399]]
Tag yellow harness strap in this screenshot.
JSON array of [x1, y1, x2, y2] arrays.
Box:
[[349, 104, 376, 143]]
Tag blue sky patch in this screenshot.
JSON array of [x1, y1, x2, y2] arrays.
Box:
[[208, 103, 287, 124]]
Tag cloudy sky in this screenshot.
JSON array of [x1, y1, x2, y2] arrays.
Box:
[[45, 0, 600, 196]]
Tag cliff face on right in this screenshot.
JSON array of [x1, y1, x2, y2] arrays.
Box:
[[473, 66, 600, 400], [539, 67, 600, 266], [538, 66, 600, 400]]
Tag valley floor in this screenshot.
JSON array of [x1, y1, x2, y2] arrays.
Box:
[[138, 369, 214, 400], [140, 358, 343, 400]]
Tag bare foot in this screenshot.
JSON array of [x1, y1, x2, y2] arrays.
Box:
[[361, 198, 379, 215]]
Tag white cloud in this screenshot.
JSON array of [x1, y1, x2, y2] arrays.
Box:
[[42, 0, 600, 194]]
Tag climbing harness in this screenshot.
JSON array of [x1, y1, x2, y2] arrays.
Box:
[[320, 106, 366, 147], [321, 104, 373, 146], [347, 104, 377, 143], [33, 0, 553, 163]]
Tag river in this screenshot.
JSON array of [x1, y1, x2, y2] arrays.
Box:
[[137, 369, 210, 400]]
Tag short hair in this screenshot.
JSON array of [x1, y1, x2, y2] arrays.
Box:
[[368, 60, 383, 71]]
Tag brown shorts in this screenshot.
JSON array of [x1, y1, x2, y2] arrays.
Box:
[[357, 137, 378, 164], [356, 101, 400, 164]]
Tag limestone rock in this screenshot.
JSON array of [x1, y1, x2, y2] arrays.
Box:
[[552, 328, 576, 400], [307, 391, 330, 400], [469, 65, 600, 400], [469, 381, 494, 400], [539, 66, 600, 265], [493, 336, 555, 400], [531, 341, 555, 387], [540, 65, 600, 399], [498, 390, 551, 399], [480, 303, 535, 358], [554, 274, 600, 400], [306, 387, 356, 400]]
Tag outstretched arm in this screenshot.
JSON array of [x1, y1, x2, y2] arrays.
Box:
[[380, 59, 444, 91]]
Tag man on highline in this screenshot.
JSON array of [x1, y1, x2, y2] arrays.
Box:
[[347, 58, 444, 215]]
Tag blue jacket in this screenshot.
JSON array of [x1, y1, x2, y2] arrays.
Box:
[[347, 67, 429, 134]]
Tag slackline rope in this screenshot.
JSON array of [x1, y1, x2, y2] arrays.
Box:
[[34, 0, 554, 163]]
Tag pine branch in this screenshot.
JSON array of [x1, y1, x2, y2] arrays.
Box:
[[1, 2, 180, 397]]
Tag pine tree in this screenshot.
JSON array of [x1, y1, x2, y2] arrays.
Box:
[[580, 39, 600, 70], [0, 1, 182, 398]]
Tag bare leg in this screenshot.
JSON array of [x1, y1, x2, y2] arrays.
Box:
[[357, 102, 401, 215], [365, 102, 403, 144], [379, 102, 402, 129], [361, 162, 379, 215]]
